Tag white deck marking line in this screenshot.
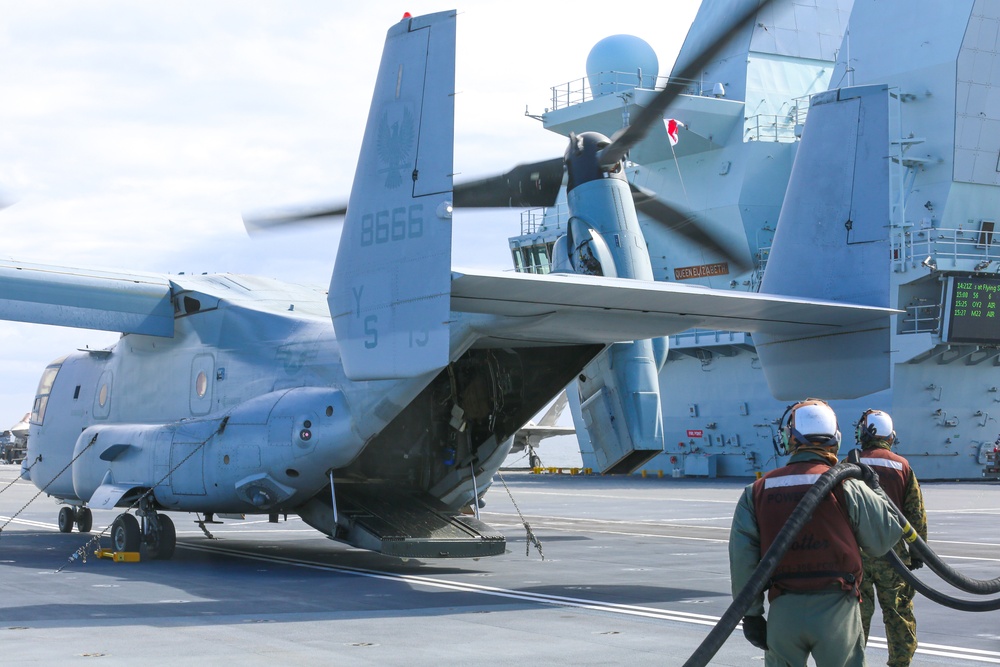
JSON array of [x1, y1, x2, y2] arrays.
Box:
[[177, 542, 1000, 664]]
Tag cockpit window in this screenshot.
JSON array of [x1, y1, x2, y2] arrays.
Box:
[[30, 358, 66, 425]]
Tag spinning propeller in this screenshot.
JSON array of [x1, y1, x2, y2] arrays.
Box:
[[245, 0, 772, 274]]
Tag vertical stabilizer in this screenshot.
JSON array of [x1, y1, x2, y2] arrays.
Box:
[[329, 11, 456, 380], [756, 84, 892, 399]]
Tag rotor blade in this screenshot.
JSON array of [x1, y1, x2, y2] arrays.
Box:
[[242, 203, 348, 235], [453, 157, 564, 208], [629, 182, 750, 273], [599, 0, 772, 167]]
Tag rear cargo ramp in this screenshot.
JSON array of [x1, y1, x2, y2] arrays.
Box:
[[335, 483, 506, 559]]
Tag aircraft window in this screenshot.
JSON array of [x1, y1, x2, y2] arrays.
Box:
[[30, 361, 64, 425], [98, 383, 109, 407], [195, 371, 208, 397], [36, 365, 60, 396], [31, 396, 49, 425]]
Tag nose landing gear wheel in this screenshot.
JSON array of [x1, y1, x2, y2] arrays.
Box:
[[57, 507, 75, 533], [76, 507, 93, 533], [144, 513, 176, 561], [111, 513, 141, 552]]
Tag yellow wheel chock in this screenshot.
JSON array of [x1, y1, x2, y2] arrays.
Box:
[[95, 548, 140, 562]]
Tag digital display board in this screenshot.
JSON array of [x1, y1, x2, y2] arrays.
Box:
[[944, 275, 1000, 343]]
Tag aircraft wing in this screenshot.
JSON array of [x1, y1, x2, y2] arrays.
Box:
[[0, 258, 174, 337], [450, 268, 896, 345], [517, 425, 576, 439]]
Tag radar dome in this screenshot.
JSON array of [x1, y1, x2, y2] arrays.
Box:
[[586, 34, 659, 98]]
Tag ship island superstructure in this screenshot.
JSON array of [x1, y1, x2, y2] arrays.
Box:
[[509, 0, 1000, 480]]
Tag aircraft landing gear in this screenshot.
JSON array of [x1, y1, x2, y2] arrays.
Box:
[[109, 507, 177, 560], [58, 507, 74, 533], [111, 513, 141, 551], [58, 506, 94, 533], [528, 445, 542, 470], [143, 512, 176, 561], [76, 507, 93, 533]]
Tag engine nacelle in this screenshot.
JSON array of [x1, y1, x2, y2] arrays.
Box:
[[550, 218, 618, 277]]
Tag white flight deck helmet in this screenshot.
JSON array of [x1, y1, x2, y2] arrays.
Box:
[[779, 398, 842, 454], [856, 409, 895, 447]]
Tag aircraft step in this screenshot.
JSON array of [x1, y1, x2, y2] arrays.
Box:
[[334, 483, 506, 559]]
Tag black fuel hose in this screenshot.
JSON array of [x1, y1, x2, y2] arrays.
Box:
[[890, 510, 1000, 595], [847, 449, 1000, 596], [847, 448, 1000, 595], [682, 461, 863, 667], [884, 549, 1000, 611]]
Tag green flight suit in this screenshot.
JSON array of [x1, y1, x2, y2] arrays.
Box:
[[730, 451, 904, 667], [858, 442, 928, 667]]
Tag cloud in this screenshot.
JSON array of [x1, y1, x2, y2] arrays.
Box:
[[0, 1, 700, 428]]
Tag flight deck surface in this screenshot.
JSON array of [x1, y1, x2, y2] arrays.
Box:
[[1, 466, 998, 666]]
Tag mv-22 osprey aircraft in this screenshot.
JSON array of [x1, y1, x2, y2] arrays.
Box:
[[6, 4, 893, 561]]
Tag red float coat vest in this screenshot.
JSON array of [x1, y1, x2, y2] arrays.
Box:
[[752, 460, 863, 601], [859, 447, 909, 509]]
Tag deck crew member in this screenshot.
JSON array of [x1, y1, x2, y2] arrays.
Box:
[[853, 409, 928, 667], [729, 399, 904, 666]]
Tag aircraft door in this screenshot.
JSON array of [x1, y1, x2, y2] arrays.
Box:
[[169, 438, 207, 496], [190, 354, 215, 416]]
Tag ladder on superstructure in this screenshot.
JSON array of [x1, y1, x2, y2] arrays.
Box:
[[888, 89, 929, 273]]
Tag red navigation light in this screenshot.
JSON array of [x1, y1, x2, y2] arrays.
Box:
[[402, 12, 412, 20]]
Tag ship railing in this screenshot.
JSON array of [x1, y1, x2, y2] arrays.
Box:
[[520, 204, 568, 235], [899, 303, 941, 335], [896, 225, 1000, 272], [749, 245, 771, 292], [549, 73, 701, 111], [744, 114, 800, 143]]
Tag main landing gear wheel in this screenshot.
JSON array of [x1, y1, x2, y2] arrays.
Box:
[[143, 513, 176, 561], [57, 506, 75, 533], [111, 513, 141, 552]]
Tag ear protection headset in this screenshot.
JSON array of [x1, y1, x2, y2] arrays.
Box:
[[774, 398, 841, 456], [856, 408, 895, 447]]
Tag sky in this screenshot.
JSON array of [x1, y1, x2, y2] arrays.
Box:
[[0, 1, 702, 430]]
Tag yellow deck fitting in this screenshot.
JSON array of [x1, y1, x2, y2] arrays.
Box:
[[95, 548, 140, 563]]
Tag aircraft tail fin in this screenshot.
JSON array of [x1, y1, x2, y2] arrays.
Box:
[[328, 11, 456, 380], [756, 84, 892, 399]]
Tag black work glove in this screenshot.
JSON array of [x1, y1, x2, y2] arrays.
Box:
[[908, 556, 924, 571], [858, 461, 880, 490], [742, 615, 768, 650]]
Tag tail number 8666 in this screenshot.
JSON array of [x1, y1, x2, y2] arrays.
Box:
[[360, 204, 423, 246]]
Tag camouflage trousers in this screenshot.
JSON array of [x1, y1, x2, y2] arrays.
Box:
[[860, 556, 917, 667]]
